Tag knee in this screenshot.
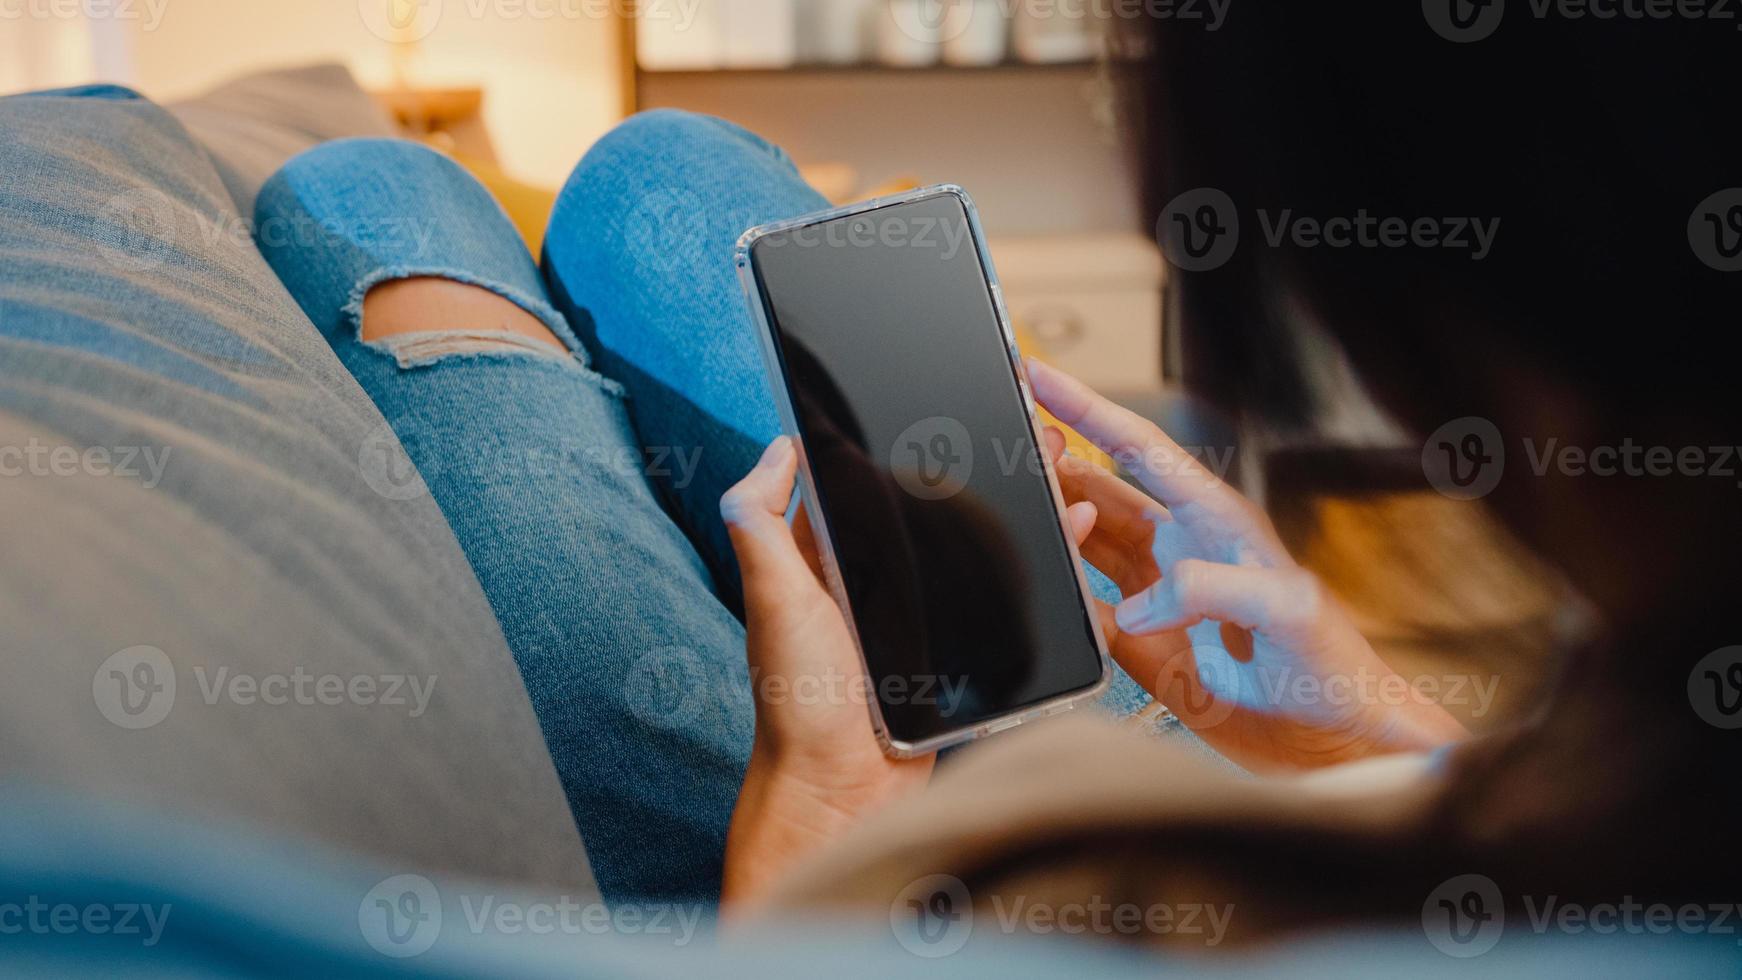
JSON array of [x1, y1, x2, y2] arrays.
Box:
[[274, 136, 457, 176], [547, 111, 794, 283], [590, 109, 785, 174], [552, 111, 787, 230], [254, 137, 581, 357], [257, 138, 495, 242]]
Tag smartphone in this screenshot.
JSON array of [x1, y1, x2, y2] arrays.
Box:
[[735, 185, 1112, 757]]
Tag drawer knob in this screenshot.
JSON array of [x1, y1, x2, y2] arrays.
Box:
[[1027, 306, 1086, 347]]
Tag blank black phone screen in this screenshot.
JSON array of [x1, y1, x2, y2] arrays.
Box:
[[747, 192, 1105, 746]]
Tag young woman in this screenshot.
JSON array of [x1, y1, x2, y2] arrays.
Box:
[[254, 3, 1738, 946]]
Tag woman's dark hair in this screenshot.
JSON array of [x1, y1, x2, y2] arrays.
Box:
[[1121, 1, 1739, 922]]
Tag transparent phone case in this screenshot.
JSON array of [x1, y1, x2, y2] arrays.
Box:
[[733, 184, 1113, 758]]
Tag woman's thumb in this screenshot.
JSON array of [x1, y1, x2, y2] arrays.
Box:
[[721, 437, 818, 606]]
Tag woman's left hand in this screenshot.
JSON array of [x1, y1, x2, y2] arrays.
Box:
[[718, 435, 1096, 911]]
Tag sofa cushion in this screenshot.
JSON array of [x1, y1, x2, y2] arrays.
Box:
[[169, 63, 399, 217], [0, 83, 595, 894]]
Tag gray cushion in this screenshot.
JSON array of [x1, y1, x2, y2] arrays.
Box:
[[169, 62, 399, 216], [0, 83, 595, 894]]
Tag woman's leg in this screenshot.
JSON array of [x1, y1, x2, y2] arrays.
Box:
[[542, 110, 831, 615], [254, 138, 753, 901], [541, 111, 1167, 722]]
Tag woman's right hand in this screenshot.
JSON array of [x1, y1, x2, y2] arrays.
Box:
[[1027, 359, 1467, 771]]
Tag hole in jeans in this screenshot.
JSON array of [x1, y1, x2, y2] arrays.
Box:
[[361, 276, 571, 366]]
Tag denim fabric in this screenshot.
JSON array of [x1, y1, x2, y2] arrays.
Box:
[[543, 110, 826, 614], [544, 111, 1168, 722], [256, 138, 755, 903], [253, 114, 1195, 900], [545, 110, 1163, 716], [0, 86, 593, 892]]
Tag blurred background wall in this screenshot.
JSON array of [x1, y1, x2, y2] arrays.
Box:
[[0, 0, 625, 187], [0, 0, 1163, 392]]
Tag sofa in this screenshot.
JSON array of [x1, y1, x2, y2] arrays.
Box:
[[0, 66, 1730, 978]]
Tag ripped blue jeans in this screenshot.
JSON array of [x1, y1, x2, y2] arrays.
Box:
[[254, 112, 1155, 902]]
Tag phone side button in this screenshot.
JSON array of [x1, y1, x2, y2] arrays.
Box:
[[1015, 366, 1038, 414], [980, 716, 1026, 737]]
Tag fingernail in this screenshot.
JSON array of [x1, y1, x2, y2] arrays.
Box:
[[1114, 596, 1150, 632], [759, 436, 793, 469], [1116, 586, 1176, 632]]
